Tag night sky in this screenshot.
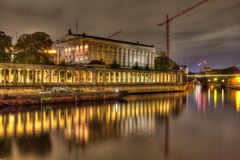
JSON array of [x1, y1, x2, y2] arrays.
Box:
[[0, 0, 239, 71]]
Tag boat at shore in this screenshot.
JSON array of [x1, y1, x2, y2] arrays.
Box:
[[0, 90, 128, 106]]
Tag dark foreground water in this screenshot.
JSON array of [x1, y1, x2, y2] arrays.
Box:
[[0, 86, 240, 160]]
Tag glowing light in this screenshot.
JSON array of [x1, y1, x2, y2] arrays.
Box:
[[208, 88, 211, 106], [221, 89, 224, 106], [214, 78, 218, 81], [208, 79, 211, 82], [48, 50, 56, 54], [222, 79, 225, 83], [214, 89, 217, 108], [237, 77, 240, 83], [236, 91, 240, 112]]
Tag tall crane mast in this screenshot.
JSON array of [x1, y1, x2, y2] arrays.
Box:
[[157, 0, 209, 57], [108, 30, 122, 38]]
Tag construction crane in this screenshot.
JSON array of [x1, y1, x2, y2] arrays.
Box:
[[157, 0, 209, 57], [108, 30, 122, 38]]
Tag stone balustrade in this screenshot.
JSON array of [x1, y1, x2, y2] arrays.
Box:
[[0, 63, 185, 87]]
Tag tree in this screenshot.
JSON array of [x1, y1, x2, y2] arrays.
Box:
[[109, 59, 120, 68], [89, 59, 106, 65], [14, 50, 53, 64], [14, 32, 53, 65], [144, 64, 150, 70], [220, 66, 240, 74], [154, 56, 179, 71], [15, 32, 53, 52], [0, 31, 12, 62], [133, 62, 139, 69]]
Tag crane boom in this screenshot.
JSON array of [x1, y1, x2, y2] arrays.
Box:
[[158, 0, 209, 26], [157, 0, 209, 57], [108, 30, 122, 38]]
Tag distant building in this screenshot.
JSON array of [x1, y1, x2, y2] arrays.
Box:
[[200, 67, 222, 74], [200, 66, 240, 74], [55, 30, 155, 69]]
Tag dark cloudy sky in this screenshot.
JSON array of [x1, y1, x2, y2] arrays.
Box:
[[0, 0, 239, 71]]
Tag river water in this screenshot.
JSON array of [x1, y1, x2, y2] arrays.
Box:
[[0, 85, 240, 160]]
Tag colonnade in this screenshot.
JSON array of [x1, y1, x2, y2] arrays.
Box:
[[0, 64, 184, 86], [58, 41, 155, 69]]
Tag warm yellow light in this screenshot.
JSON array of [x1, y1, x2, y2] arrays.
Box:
[[236, 91, 240, 112], [222, 79, 225, 82], [237, 77, 240, 83], [214, 89, 217, 108], [45, 49, 56, 54], [208, 79, 211, 82], [214, 78, 218, 81]]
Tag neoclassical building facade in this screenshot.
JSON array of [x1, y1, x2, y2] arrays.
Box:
[[55, 30, 155, 69]]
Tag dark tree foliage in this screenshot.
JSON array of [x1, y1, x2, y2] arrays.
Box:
[[0, 31, 12, 62], [220, 66, 240, 74], [109, 59, 120, 68], [133, 62, 139, 69], [154, 56, 179, 71], [144, 64, 150, 70], [15, 32, 53, 52], [89, 59, 106, 65], [14, 32, 53, 65], [14, 50, 53, 65]]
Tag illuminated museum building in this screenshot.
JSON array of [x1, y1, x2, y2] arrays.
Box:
[[55, 30, 156, 69]]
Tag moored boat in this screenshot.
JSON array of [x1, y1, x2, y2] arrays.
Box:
[[0, 90, 128, 106]]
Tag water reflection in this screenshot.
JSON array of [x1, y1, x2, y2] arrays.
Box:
[[194, 85, 240, 112], [0, 92, 186, 159]]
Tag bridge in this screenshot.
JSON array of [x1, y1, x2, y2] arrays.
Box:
[[188, 74, 240, 78], [187, 74, 240, 88]]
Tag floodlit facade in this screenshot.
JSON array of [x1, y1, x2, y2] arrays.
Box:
[[55, 30, 155, 69]]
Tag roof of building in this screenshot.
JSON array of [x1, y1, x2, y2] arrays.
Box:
[[57, 30, 154, 48]]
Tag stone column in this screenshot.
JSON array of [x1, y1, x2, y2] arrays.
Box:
[[13, 69, 16, 84], [92, 70, 97, 84], [8, 69, 12, 83], [3, 69, 6, 86], [120, 48, 124, 67], [49, 70, 52, 83], [125, 49, 129, 67], [41, 69, 44, 84], [64, 70, 67, 83], [0, 69, 2, 85], [139, 51, 142, 67], [35, 70, 38, 83], [57, 70, 60, 83], [26, 69, 30, 83], [32, 70, 35, 84], [102, 71, 106, 83]]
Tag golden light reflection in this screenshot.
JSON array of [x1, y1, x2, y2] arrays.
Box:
[[236, 91, 240, 112], [0, 93, 185, 145], [208, 88, 211, 106], [221, 89, 224, 106], [214, 89, 217, 108]]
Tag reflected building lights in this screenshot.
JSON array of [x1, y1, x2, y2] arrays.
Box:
[[208, 88, 211, 106], [221, 89, 225, 106], [0, 93, 186, 145], [236, 91, 240, 112], [214, 89, 217, 108]]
